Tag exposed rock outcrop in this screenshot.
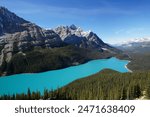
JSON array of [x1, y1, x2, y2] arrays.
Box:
[[0, 7, 62, 64]]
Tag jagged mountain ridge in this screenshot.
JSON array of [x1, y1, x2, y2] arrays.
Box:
[[0, 7, 110, 52], [53, 24, 111, 50]]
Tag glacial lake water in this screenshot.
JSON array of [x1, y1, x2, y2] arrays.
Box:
[[0, 57, 129, 96]]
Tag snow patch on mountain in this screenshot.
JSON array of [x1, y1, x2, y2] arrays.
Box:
[[53, 24, 93, 40]]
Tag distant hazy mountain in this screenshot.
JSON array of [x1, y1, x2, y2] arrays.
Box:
[[114, 38, 150, 53]]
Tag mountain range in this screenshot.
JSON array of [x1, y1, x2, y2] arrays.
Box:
[[0, 7, 121, 75], [54, 25, 106, 49], [114, 38, 150, 53]]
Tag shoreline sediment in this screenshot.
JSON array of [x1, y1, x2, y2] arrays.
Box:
[[125, 61, 133, 72]]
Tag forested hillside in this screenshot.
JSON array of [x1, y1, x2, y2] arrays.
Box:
[[1, 69, 150, 100], [127, 53, 150, 72], [0, 45, 114, 76]]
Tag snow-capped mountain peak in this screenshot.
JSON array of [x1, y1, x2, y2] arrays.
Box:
[[69, 24, 77, 30], [53, 24, 111, 49], [53, 24, 94, 39]]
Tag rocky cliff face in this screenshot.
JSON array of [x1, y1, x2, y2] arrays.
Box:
[[0, 7, 29, 35], [0, 7, 62, 64]]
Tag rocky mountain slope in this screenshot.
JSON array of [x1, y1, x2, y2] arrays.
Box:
[[53, 24, 117, 51], [0, 7, 62, 64], [0, 7, 123, 76]]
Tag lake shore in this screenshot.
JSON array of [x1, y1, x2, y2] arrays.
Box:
[[125, 61, 133, 72]]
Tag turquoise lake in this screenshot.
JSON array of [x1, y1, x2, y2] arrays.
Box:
[[0, 57, 129, 95]]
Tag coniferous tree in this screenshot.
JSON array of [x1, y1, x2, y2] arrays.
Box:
[[120, 86, 127, 100], [44, 89, 49, 99], [134, 84, 141, 98], [27, 88, 31, 100]]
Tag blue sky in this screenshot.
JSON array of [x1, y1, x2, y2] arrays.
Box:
[[0, 0, 150, 44]]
